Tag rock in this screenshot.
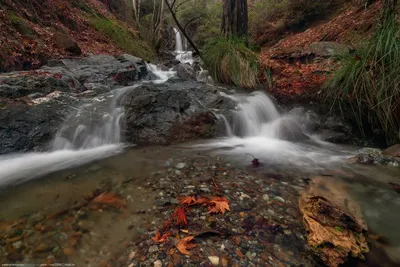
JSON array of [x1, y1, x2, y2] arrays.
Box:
[[308, 42, 350, 57], [149, 245, 159, 253], [221, 257, 229, 267], [262, 194, 270, 202], [0, 54, 148, 154], [348, 148, 400, 167], [175, 163, 186, 169], [53, 32, 82, 56], [154, 259, 162, 267], [208, 256, 220, 266], [12, 241, 23, 249], [275, 117, 309, 142], [299, 176, 369, 267], [383, 144, 400, 157], [273, 196, 285, 203], [173, 63, 196, 81], [123, 81, 236, 145]]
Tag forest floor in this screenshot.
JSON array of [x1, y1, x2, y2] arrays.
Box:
[[259, 0, 383, 103]]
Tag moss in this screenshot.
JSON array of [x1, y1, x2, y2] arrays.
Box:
[[7, 11, 36, 37], [90, 16, 155, 61]]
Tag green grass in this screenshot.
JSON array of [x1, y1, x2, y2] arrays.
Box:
[[324, 15, 400, 144], [90, 16, 155, 61], [202, 37, 259, 89]]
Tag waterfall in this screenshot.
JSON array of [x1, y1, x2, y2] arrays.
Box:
[[173, 28, 183, 52], [173, 27, 193, 65]]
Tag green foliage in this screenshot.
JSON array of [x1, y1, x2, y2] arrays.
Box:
[[90, 16, 155, 61], [202, 37, 259, 89], [324, 16, 400, 143]]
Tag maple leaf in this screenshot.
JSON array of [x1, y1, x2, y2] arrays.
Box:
[[178, 196, 196, 206], [174, 207, 188, 226], [92, 192, 126, 208], [176, 236, 197, 255], [152, 231, 171, 243], [192, 197, 209, 206], [208, 197, 230, 215]]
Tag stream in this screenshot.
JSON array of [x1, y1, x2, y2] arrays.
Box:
[[0, 30, 400, 266]]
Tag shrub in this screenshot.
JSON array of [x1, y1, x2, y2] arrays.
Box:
[[91, 16, 155, 61], [324, 16, 400, 144], [202, 37, 259, 89]]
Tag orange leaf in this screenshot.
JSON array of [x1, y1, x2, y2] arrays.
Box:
[[178, 196, 196, 206], [176, 236, 197, 255], [152, 231, 171, 243], [192, 197, 210, 206], [174, 207, 188, 226], [92, 192, 126, 208], [208, 197, 230, 215]]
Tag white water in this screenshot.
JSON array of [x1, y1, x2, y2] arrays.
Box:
[[0, 66, 178, 186], [194, 91, 355, 168], [173, 27, 194, 65]]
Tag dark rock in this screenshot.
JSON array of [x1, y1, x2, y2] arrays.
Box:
[[122, 81, 237, 145], [382, 144, 400, 157], [53, 32, 82, 56], [173, 63, 196, 81]]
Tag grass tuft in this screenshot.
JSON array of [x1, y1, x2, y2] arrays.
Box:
[[202, 37, 259, 89], [324, 15, 400, 144]]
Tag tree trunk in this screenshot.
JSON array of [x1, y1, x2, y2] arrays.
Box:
[[381, 0, 398, 23], [221, 0, 248, 41]]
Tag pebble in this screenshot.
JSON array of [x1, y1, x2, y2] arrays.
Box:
[[154, 259, 162, 267], [13, 241, 23, 249], [274, 196, 286, 203], [262, 194, 270, 202], [175, 163, 186, 169], [208, 256, 220, 265], [148, 245, 159, 253]]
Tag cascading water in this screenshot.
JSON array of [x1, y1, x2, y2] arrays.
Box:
[[0, 66, 178, 186], [173, 27, 193, 65]]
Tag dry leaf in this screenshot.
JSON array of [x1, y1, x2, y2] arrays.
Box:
[[174, 207, 188, 226], [179, 196, 196, 206], [208, 197, 230, 214], [180, 229, 189, 234], [152, 231, 171, 243], [192, 197, 209, 206], [176, 236, 197, 255], [92, 192, 126, 208]]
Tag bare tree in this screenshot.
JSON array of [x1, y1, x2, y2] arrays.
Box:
[[164, 0, 202, 55]]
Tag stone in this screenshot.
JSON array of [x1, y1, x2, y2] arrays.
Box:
[[154, 260, 162, 267], [149, 245, 159, 253], [175, 163, 186, 169], [274, 196, 285, 203], [262, 194, 270, 202], [308, 42, 350, 57], [208, 256, 220, 266], [53, 32, 82, 56], [173, 63, 196, 81], [383, 144, 400, 157]]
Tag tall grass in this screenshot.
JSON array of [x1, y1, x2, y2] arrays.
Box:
[[324, 16, 400, 144], [202, 37, 259, 89], [91, 16, 155, 61]]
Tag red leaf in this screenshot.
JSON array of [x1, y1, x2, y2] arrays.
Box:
[[174, 207, 188, 226]]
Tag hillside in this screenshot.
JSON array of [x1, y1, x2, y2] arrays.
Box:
[[0, 0, 154, 72]]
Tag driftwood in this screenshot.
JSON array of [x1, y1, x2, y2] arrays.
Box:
[[299, 176, 369, 267]]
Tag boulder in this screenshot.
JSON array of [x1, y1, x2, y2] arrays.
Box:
[[122, 81, 236, 145], [382, 144, 400, 157], [348, 148, 400, 167], [308, 42, 350, 57], [53, 32, 82, 56], [274, 117, 309, 141], [173, 63, 196, 81]]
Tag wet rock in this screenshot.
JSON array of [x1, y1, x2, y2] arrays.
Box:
[[154, 259, 162, 267], [175, 163, 186, 169], [348, 148, 400, 167], [123, 81, 237, 145], [275, 118, 309, 142], [149, 245, 159, 253], [173, 63, 196, 81], [262, 194, 270, 202]]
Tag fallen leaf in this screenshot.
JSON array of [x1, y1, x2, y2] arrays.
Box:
[[208, 197, 230, 215], [180, 229, 189, 234], [92, 192, 126, 208], [176, 236, 197, 255], [174, 207, 188, 226], [179, 196, 196, 206], [152, 231, 171, 243], [192, 197, 210, 206]]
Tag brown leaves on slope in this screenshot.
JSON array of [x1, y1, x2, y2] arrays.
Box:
[[176, 236, 197, 255]]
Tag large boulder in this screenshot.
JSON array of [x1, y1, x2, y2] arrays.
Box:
[[173, 63, 196, 81], [308, 42, 351, 57], [53, 32, 82, 56], [122, 81, 236, 144], [0, 54, 148, 154]]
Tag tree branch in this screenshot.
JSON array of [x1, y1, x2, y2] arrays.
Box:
[[183, 14, 205, 32]]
